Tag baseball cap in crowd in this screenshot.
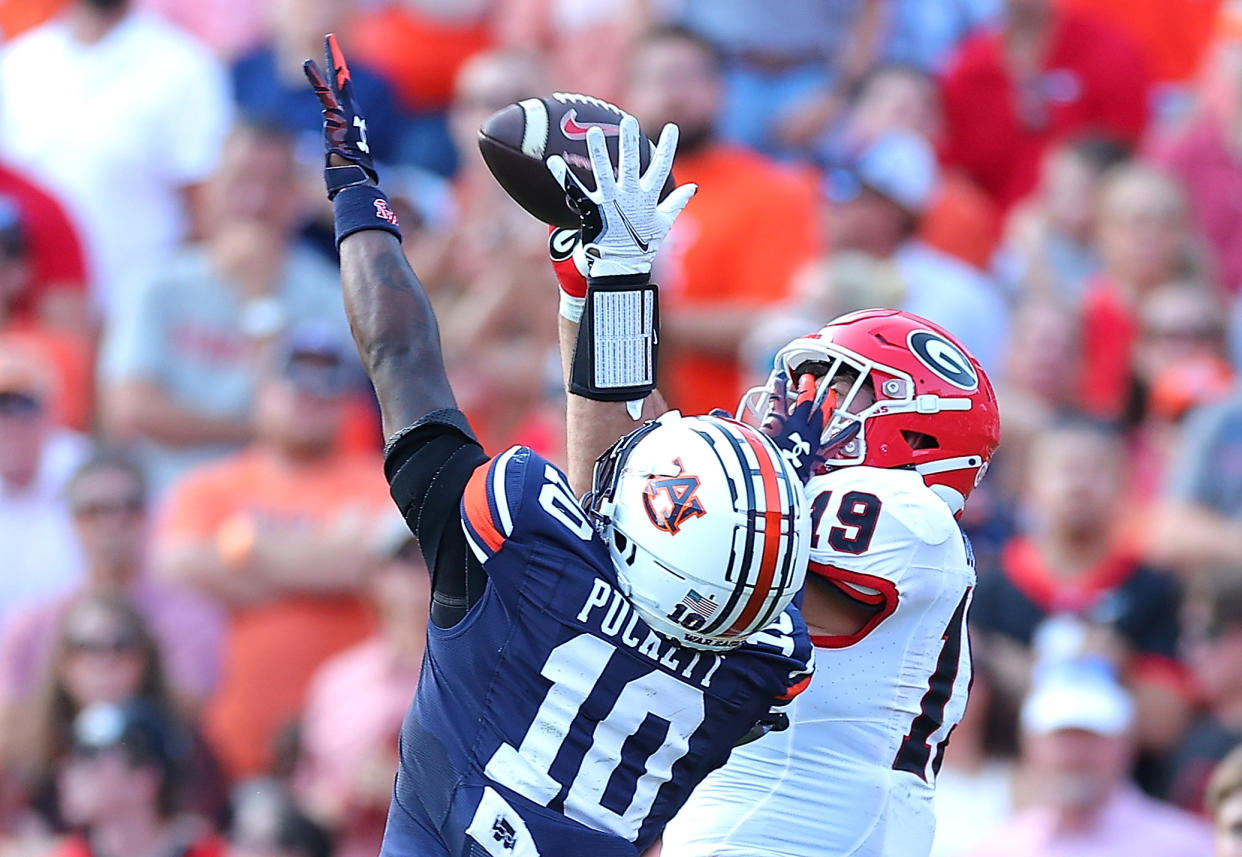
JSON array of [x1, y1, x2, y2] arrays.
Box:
[[825, 131, 939, 215], [72, 699, 188, 774], [1021, 659, 1135, 737], [273, 322, 352, 398]]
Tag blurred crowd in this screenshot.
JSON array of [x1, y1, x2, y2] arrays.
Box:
[[2, 0, 1242, 855]]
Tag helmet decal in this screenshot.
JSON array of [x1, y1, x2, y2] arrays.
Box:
[[642, 458, 707, 534], [908, 330, 978, 391]]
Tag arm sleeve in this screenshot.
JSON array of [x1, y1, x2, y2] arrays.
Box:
[[383, 409, 491, 628]]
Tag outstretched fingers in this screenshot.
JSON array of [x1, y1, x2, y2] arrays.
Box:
[[617, 115, 642, 190], [303, 59, 336, 111], [583, 126, 618, 199]]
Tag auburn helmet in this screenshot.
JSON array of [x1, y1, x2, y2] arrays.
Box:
[[740, 309, 1001, 514], [585, 412, 810, 650]]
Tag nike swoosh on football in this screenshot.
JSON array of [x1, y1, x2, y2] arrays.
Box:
[[561, 109, 622, 140], [612, 202, 650, 252]]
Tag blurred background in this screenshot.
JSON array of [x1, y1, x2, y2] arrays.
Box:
[[1, 0, 1242, 855]]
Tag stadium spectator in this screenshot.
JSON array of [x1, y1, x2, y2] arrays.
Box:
[[0, 450, 224, 730], [0, 0, 232, 313], [820, 64, 1001, 271], [1079, 164, 1207, 420], [1151, 389, 1242, 573], [99, 122, 352, 495], [988, 299, 1081, 500], [293, 534, 428, 857], [47, 700, 223, 857], [1163, 574, 1242, 814], [1151, 31, 1242, 295], [1209, 743, 1242, 856], [967, 660, 1213, 856], [823, 132, 1007, 369], [227, 779, 331, 857], [414, 49, 560, 455], [9, 595, 227, 830], [0, 342, 87, 624], [969, 417, 1191, 755], [348, 0, 493, 174], [624, 24, 821, 416], [232, 0, 403, 165], [676, 0, 883, 157], [940, 0, 1151, 212], [996, 136, 1130, 304], [152, 338, 396, 779], [0, 199, 93, 431], [1129, 283, 1234, 503]]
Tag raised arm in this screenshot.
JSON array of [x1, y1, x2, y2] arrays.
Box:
[[305, 35, 454, 439], [545, 117, 694, 494]]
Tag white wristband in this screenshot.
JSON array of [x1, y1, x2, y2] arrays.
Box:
[[559, 292, 585, 323]]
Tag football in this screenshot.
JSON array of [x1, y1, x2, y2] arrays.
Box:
[[478, 92, 675, 227]]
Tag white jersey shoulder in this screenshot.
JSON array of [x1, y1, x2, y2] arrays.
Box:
[[662, 465, 974, 857]]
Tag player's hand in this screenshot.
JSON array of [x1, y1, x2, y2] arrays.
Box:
[[304, 33, 378, 200], [546, 115, 696, 278], [760, 371, 860, 482]]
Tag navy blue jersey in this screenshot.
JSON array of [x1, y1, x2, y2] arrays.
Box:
[[382, 430, 814, 857]]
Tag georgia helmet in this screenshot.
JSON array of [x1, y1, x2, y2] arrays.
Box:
[[585, 411, 810, 651], [740, 309, 1001, 515]]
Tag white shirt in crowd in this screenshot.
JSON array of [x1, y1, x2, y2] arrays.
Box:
[[0, 11, 232, 313]]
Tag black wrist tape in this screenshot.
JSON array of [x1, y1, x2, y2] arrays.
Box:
[[333, 184, 402, 248], [569, 274, 659, 402]]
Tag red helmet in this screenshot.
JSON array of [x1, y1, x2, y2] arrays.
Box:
[[740, 309, 1001, 514]]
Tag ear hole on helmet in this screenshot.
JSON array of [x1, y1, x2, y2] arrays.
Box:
[[902, 430, 939, 450], [613, 530, 638, 565]]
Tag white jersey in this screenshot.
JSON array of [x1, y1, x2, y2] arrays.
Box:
[[662, 466, 974, 857]]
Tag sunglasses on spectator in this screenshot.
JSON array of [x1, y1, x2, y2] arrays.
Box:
[[67, 632, 142, 656], [72, 496, 145, 519], [0, 391, 41, 416]]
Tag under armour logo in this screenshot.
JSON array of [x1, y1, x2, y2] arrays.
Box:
[[492, 817, 516, 850], [782, 432, 811, 466], [353, 115, 370, 153], [374, 199, 399, 225]]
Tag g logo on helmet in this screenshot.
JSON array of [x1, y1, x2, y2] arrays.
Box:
[[642, 458, 706, 534], [908, 330, 978, 391]]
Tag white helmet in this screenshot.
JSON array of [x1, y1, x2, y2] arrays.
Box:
[[585, 412, 810, 650]]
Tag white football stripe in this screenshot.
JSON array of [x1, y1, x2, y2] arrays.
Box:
[[518, 98, 548, 159], [491, 447, 519, 536]]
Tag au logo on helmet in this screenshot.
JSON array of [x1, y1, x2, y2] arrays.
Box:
[[908, 330, 978, 391], [642, 458, 706, 534]]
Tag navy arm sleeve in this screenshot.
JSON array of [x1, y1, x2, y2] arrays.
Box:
[[384, 408, 491, 628]]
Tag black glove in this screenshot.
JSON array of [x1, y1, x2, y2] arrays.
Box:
[[303, 33, 378, 200]]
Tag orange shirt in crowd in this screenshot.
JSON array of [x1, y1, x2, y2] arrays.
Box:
[[158, 448, 392, 778], [349, 5, 492, 112], [657, 145, 820, 417], [1063, 0, 1222, 83]]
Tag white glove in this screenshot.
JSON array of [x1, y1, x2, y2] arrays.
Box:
[[546, 115, 697, 278]]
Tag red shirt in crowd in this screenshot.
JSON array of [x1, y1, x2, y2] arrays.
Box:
[[940, 8, 1151, 212]]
